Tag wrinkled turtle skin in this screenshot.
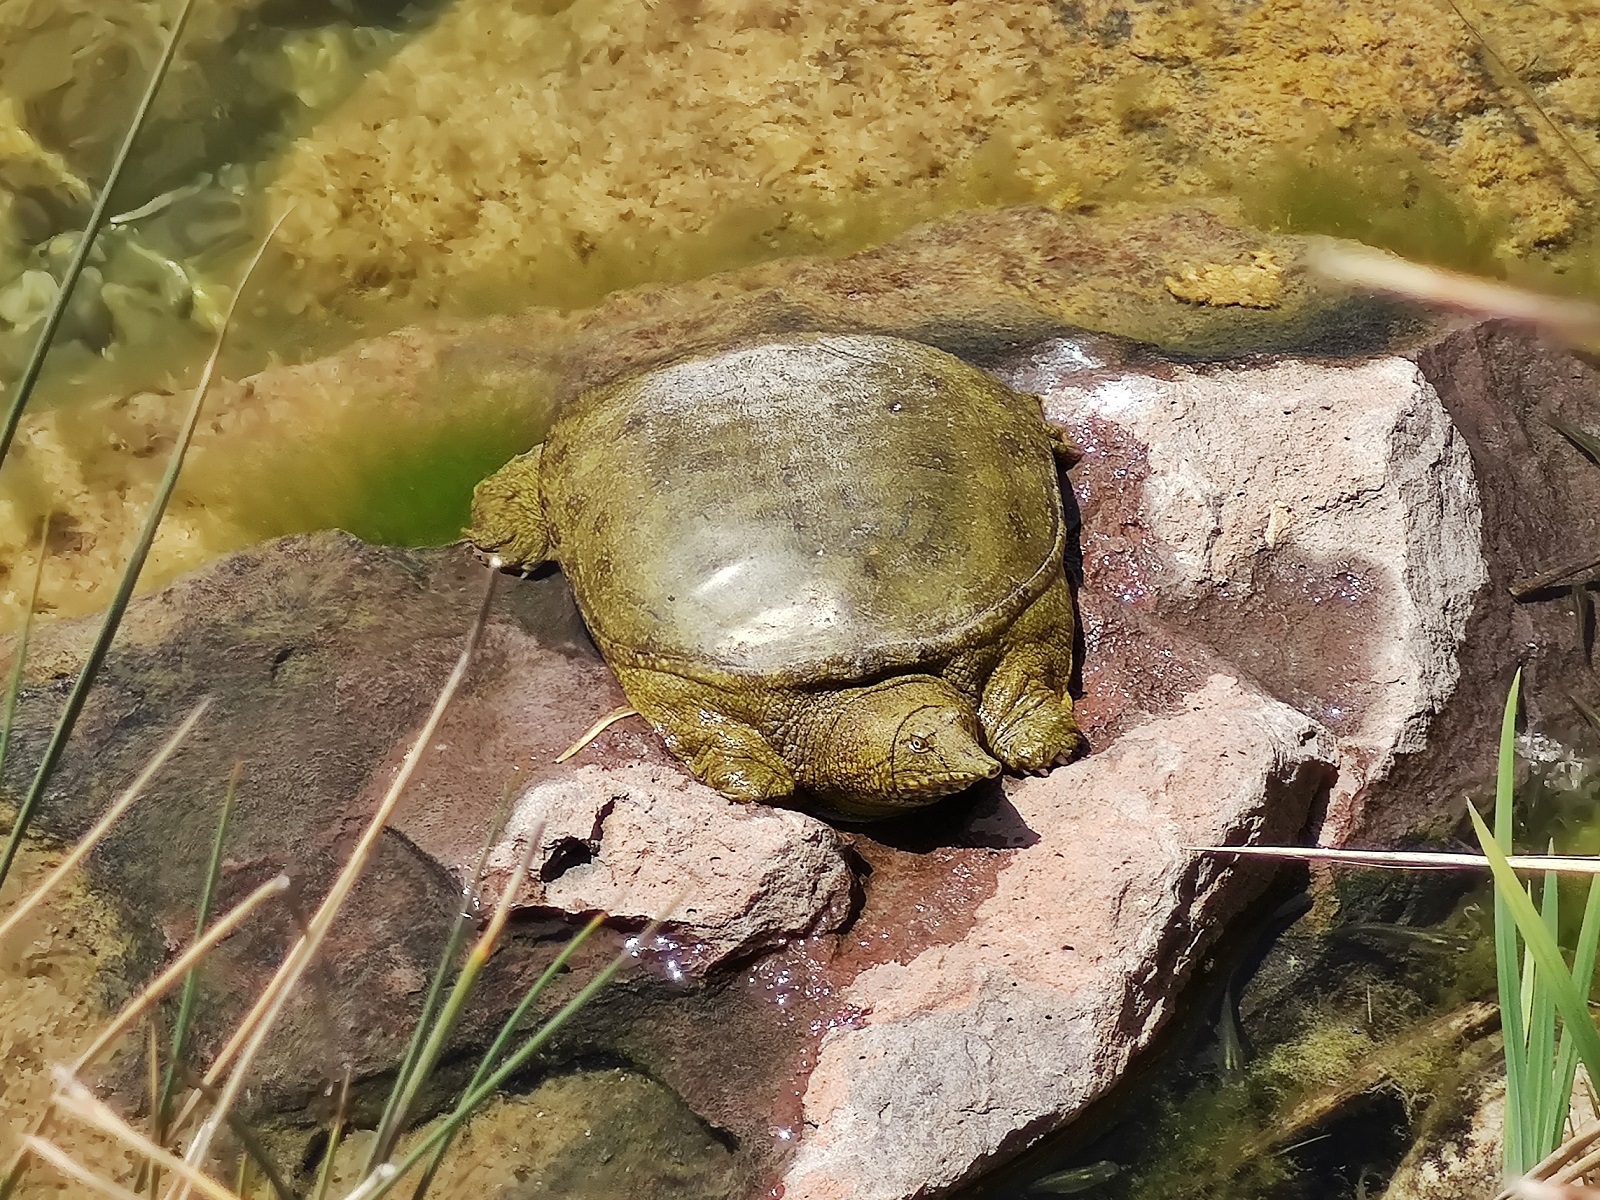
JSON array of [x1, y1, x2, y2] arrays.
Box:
[[466, 332, 1082, 819]]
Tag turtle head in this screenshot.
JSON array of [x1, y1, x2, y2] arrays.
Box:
[[813, 676, 1000, 819], [464, 447, 551, 571]]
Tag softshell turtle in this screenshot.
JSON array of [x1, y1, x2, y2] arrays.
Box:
[[466, 332, 1082, 819]]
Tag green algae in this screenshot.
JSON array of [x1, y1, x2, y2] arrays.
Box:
[[179, 382, 550, 551], [1237, 140, 1513, 278]]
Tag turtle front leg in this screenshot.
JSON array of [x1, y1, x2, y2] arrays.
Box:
[[465, 445, 552, 570], [613, 666, 795, 803], [977, 577, 1083, 772]]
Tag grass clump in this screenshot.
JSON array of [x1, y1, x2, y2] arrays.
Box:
[[1470, 671, 1600, 1181]]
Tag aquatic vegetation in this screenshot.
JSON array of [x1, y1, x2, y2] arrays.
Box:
[[8, 0, 1600, 652]]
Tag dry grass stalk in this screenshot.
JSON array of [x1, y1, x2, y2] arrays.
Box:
[[1510, 1182, 1600, 1199], [1190, 843, 1600, 875], [0, 698, 212, 946], [311, 1071, 353, 1200], [50, 1073, 242, 1200], [1505, 1121, 1600, 1198], [553, 706, 638, 763], [1309, 241, 1600, 349], [164, 570, 497, 1198], [71, 873, 291, 1073], [20, 1137, 146, 1200]]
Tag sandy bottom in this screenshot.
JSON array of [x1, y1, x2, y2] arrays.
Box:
[[0, 831, 140, 1198]]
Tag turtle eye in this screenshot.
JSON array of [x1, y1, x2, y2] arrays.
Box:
[[907, 735, 930, 754]]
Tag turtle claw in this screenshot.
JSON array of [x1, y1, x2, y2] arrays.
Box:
[[986, 699, 1082, 774]]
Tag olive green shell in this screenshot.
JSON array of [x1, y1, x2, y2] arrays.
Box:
[[541, 333, 1066, 686]]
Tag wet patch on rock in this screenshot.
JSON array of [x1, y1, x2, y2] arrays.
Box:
[[997, 344, 1488, 844]]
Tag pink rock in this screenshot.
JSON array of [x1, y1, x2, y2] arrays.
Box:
[[490, 763, 856, 966], [1003, 342, 1487, 845], [781, 676, 1334, 1198]]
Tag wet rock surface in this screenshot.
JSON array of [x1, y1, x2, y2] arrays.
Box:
[[783, 676, 1332, 1199], [16, 318, 1600, 1197], [1, 529, 1336, 1198]]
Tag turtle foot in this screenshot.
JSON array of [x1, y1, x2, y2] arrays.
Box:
[[689, 743, 796, 804], [985, 695, 1082, 773]]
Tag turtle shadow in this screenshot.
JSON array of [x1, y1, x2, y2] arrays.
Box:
[[845, 778, 1039, 852]]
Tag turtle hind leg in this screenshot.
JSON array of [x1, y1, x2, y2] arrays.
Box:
[[613, 666, 795, 803], [465, 445, 552, 570], [978, 576, 1083, 772]]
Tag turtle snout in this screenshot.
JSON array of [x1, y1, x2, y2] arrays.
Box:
[[889, 704, 1001, 799]]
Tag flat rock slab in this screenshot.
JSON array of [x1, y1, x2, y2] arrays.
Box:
[[785, 676, 1331, 1198]]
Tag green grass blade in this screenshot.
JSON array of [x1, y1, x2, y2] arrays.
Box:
[[155, 762, 242, 1146], [370, 834, 539, 1169], [362, 919, 642, 1200], [1526, 852, 1560, 1157], [1547, 873, 1600, 1150], [366, 884, 478, 1162], [1470, 803, 1600, 1168], [0, 0, 199, 470], [0, 209, 285, 891], [1493, 671, 1530, 1175], [367, 787, 518, 1171], [407, 914, 608, 1200], [0, 525, 47, 787]]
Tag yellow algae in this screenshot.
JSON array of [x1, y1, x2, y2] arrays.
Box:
[[1165, 251, 1286, 309], [0, 825, 141, 1198], [265, 0, 1600, 325], [4, 0, 1600, 631]]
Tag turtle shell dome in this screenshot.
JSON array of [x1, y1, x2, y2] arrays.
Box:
[[541, 333, 1066, 685]]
